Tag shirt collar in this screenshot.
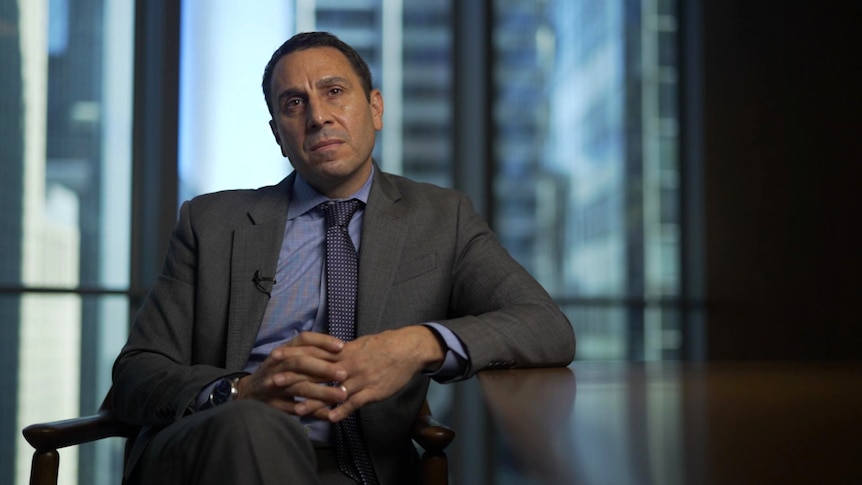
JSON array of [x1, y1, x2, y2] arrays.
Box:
[[288, 164, 374, 220]]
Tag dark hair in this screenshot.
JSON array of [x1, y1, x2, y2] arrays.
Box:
[[261, 31, 374, 115]]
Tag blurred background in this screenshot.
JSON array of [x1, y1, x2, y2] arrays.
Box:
[[1, 0, 858, 483]]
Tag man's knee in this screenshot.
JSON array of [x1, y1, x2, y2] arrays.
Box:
[[139, 400, 318, 483], [198, 399, 309, 448], [205, 400, 291, 429]]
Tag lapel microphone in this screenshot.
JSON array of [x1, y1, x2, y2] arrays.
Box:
[[252, 270, 277, 296]]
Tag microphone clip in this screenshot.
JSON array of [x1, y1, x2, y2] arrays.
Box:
[[252, 270, 276, 297]]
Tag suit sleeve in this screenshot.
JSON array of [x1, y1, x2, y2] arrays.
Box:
[[437, 193, 576, 378], [111, 200, 234, 426]]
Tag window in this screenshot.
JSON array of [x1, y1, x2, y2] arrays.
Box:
[[0, 1, 134, 483], [493, 0, 681, 361]]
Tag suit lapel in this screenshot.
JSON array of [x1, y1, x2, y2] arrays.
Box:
[[225, 176, 292, 369], [357, 171, 407, 336]]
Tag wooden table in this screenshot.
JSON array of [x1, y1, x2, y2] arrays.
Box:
[[478, 362, 862, 484]]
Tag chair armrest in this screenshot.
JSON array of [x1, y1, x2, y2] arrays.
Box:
[[411, 401, 455, 454], [25, 402, 449, 453], [22, 410, 139, 452]]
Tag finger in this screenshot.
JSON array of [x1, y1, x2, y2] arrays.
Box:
[[326, 388, 375, 423], [307, 396, 359, 421], [265, 344, 349, 381], [268, 344, 342, 366], [296, 397, 335, 417], [270, 360, 347, 387], [292, 385, 348, 415], [270, 370, 310, 388], [280, 331, 345, 353], [327, 400, 358, 423], [265, 397, 300, 414], [287, 380, 347, 402], [310, 407, 330, 421]]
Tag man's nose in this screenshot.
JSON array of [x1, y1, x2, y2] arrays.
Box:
[[305, 98, 333, 130]]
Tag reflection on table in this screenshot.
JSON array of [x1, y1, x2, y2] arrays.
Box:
[[479, 362, 862, 485]]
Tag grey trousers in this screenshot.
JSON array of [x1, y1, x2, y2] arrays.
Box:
[[132, 400, 357, 485]]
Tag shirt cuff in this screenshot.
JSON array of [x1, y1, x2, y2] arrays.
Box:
[[421, 323, 470, 381]]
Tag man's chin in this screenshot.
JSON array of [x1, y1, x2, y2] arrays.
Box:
[[312, 159, 353, 178], [302, 160, 371, 197]]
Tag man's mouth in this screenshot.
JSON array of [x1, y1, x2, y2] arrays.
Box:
[[310, 139, 342, 151]]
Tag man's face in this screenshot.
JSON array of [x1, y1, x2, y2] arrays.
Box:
[[268, 46, 383, 199]]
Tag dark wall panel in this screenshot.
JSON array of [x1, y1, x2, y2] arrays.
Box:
[[696, 1, 861, 359]]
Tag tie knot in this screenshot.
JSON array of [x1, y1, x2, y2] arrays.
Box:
[[321, 199, 363, 228]]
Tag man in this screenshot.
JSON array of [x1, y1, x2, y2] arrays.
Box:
[[112, 32, 575, 484]]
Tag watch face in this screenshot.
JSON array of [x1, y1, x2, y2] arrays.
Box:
[[212, 378, 235, 405]]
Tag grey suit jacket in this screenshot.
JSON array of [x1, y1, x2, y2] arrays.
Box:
[[113, 168, 575, 483]]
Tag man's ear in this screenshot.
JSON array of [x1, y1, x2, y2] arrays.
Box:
[[370, 89, 384, 131]]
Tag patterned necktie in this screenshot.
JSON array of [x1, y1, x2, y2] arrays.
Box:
[[321, 199, 378, 485]]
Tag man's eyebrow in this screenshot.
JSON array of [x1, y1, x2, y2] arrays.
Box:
[[316, 76, 352, 88], [276, 88, 304, 103]]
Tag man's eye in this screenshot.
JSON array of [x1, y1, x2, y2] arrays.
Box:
[[328, 87, 343, 96], [283, 98, 304, 112]]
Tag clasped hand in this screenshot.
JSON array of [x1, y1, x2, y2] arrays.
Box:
[[235, 326, 443, 422]]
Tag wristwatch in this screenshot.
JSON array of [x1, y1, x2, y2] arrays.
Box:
[[207, 376, 240, 408]]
